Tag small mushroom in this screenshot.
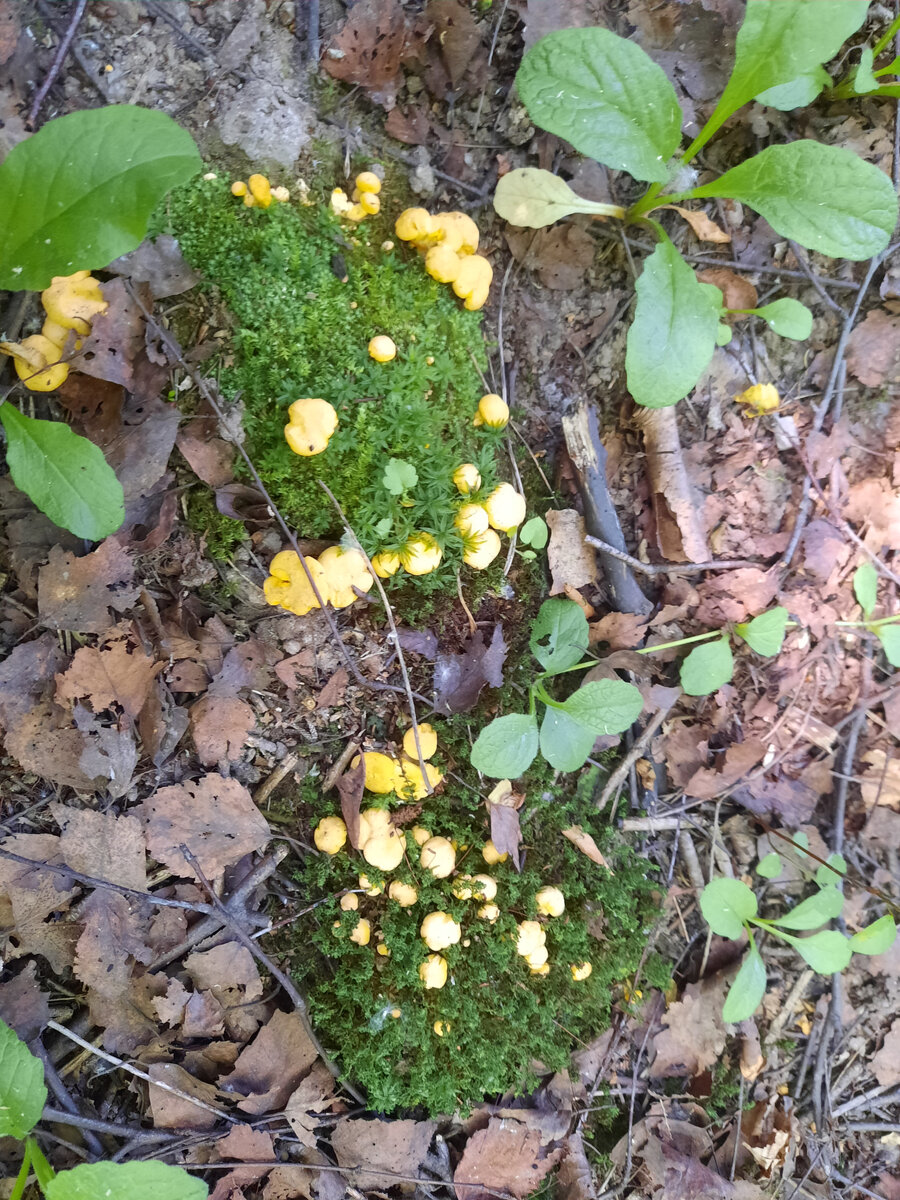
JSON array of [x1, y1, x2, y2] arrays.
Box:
[[349, 918, 371, 946], [340, 893, 359, 911], [400, 533, 442, 576], [41, 271, 107, 335], [434, 211, 479, 255], [388, 880, 418, 907], [451, 875, 476, 900], [368, 335, 397, 362], [531, 962, 551, 977], [402, 722, 437, 761], [371, 550, 401, 578], [516, 920, 546, 960], [360, 193, 381, 215], [420, 836, 456, 878], [263, 550, 330, 616], [353, 752, 401, 795], [570, 962, 593, 981], [433, 1020, 452, 1036], [463, 529, 502, 570], [535, 886, 565, 917], [484, 483, 527, 533], [471, 874, 497, 901], [481, 839, 508, 866], [411, 826, 432, 847], [477, 903, 500, 923], [395, 208, 436, 243], [397, 759, 443, 801], [451, 255, 493, 310], [317, 546, 374, 609], [452, 463, 482, 495], [455, 504, 490, 538], [248, 174, 273, 208], [231, 181, 248, 197], [425, 243, 461, 284], [356, 171, 382, 195], [362, 829, 406, 872], [420, 911, 461, 951], [331, 188, 353, 215], [359, 873, 383, 896], [284, 398, 338, 457], [376, 943, 391, 957], [419, 953, 448, 989], [473, 393, 509, 429], [0, 335, 68, 391], [314, 816, 347, 855], [737, 382, 780, 415], [525, 945, 549, 970]]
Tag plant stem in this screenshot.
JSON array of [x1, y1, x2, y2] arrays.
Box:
[[627, 190, 679, 222], [835, 615, 900, 630], [872, 13, 900, 59], [636, 629, 721, 655], [9, 1145, 31, 1200]]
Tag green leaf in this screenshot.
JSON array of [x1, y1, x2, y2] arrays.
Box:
[[680, 637, 734, 696], [471, 714, 539, 779], [788, 928, 852, 973], [515, 28, 683, 183], [625, 238, 721, 408], [529, 598, 590, 674], [756, 65, 832, 110], [0, 405, 124, 540], [849, 914, 897, 956], [0, 105, 201, 291], [816, 853, 847, 887], [735, 606, 789, 657], [539, 707, 598, 772], [520, 516, 549, 549], [45, 1161, 207, 1200], [690, 141, 898, 261], [754, 298, 813, 340], [712, 1, 869, 131], [0, 1019, 46, 1139], [382, 457, 418, 495], [716, 322, 733, 347], [876, 623, 900, 667], [771, 886, 844, 930], [556, 679, 644, 735], [756, 851, 782, 878], [700, 877, 758, 938], [722, 944, 767, 1023], [374, 517, 393, 539], [853, 45, 880, 93], [854, 561, 878, 618], [493, 168, 624, 229]]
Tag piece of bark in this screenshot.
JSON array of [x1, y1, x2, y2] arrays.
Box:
[[635, 407, 710, 564]]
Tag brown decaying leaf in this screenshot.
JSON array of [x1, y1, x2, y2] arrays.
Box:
[[0, 963, 50, 1042], [697, 267, 757, 312], [69, 278, 146, 388], [74, 890, 152, 1000], [562, 825, 613, 873], [0, 834, 79, 974], [106, 235, 201, 299], [846, 308, 900, 387], [433, 623, 507, 714], [490, 803, 522, 871], [140, 773, 271, 882], [332, 1117, 437, 1192], [317, 666, 349, 709], [670, 206, 731, 244], [861, 749, 900, 811], [545, 510, 598, 595], [684, 739, 767, 801], [223, 1009, 320, 1115], [556, 1131, 596, 1200], [55, 623, 162, 719], [506, 223, 595, 290], [635, 407, 710, 563], [651, 974, 731, 1076], [285, 1062, 337, 1145], [52, 802, 147, 890], [454, 1117, 563, 1200], [190, 692, 255, 765], [37, 540, 139, 634], [185, 942, 263, 1000], [148, 1062, 222, 1130], [589, 611, 648, 650], [338, 756, 366, 849], [176, 417, 236, 489], [323, 0, 419, 104], [427, 0, 482, 87], [217, 1125, 275, 1162], [0, 0, 20, 64]]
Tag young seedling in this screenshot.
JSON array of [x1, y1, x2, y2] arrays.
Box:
[[495, 0, 897, 410], [517, 515, 549, 561], [700, 840, 897, 1022], [836, 562, 900, 666], [0, 1018, 206, 1200], [470, 597, 643, 777]]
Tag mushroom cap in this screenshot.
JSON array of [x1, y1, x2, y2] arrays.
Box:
[[516, 920, 546, 958], [359, 873, 383, 896], [42, 272, 107, 334], [433, 1020, 451, 1036], [473, 393, 509, 429], [357, 808, 393, 845], [476, 903, 500, 923], [263, 550, 329, 616], [272, 186, 290, 202], [434, 211, 479, 255], [368, 335, 397, 362], [356, 171, 382, 195], [402, 723, 438, 762], [484, 483, 527, 533], [1, 335, 69, 391], [411, 826, 432, 847], [400, 533, 442, 576], [452, 463, 482, 495], [41, 318, 73, 351], [361, 192, 381, 215], [346, 203, 368, 222], [395, 208, 435, 242], [525, 945, 549, 969], [317, 546, 374, 608], [349, 918, 371, 946], [388, 880, 418, 907], [362, 829, 406, 871], [419, 953, 448, 989], [331, 188, 353, 215], [481, 839, 508, 866], [464, 280, 491, 311], [314, 816, 348, 855], [231, 181, 248, 196], [248, 174, 273, 208], [463, 528, 502, 570], [340, 892, 359, 910], [535, 886, 565, 917], [571, 961, 593, 981], [354, 753, 401, 795], [452, 254, 493, 300], [425, 243, 461, 284], [738, 382, 780, 414], [451, 875, 476, 900], [455, 503, 490, 538], [531, 962, 551, 976], [284, 398, 338, 457], [420, 836, 456, 878], [471, 874, 497, 901], [420, 911, 461, 951], [397, 759, 443, 801], [371, 550, 401, 578]]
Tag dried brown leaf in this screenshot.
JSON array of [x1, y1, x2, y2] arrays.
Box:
[[52, 803, 146, 890], [56, 625, 161, 719], [107, 235, 201, 298], [0, 963, 50, 1042], [70, 279, 146, 388], [338, 756, 365, 850], [0, 833, 79, 973], [696, 267, 757, 311], [562, 825, 613, 872], [190, 692, 255, 765], [285, 1062, 338, 1145], [636, 407, 710, 563], [545, 509, 598, 595], [454, 1117, 563, 1200], [217, 1125, 275, 1161], [177, 418, 235, 489], [671, 206, 731, 244], [332, 1117, 437, 1191], [74, 890, 152, 999], [148, 1062, 222, 1130], [651, 974, 730, 1076], [37, 541, 139, 634], [490, 803, 522, 871], [223, 1009, 319, 1115], [185, 942, 263, 1000], [846, 309, 900, 387]]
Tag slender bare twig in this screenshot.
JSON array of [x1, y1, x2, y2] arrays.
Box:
[[584, 534, 762, 575], [28, 0, 88, 127], [42, 1105, 177, 1143], [598, 702, 673, 813]]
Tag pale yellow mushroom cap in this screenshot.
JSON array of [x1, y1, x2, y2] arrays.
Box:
[[272, 185, 290, 203], [535, 886, 565, 917], [388, 880, 418, 907], [455, 504, 490, 538], [571, 962, 593, 981], [340, 892, 359, 911], [463, 529, 502, 571], [41, 318, 72, 351], [346, 203, 368, 222], [231, 180, 248, 196], [248, 173, 273, 208], [363, 832, 406, 872], [434, 211, 479, 255], [402, 723, 437, 761], [376, 943, 391, 957], [531, 962, 551, 977], [314, 815, 347, 855], [397, 759, 443, 801], [425, 243, 461, 283], [482, 839, 508, 866], [371, 550, 401, 578], [356, 171, 382, 194], [473, 393, 509, 430], [396, 207, 435, 242], [357, 808, 392, 845], [420, 911, 461, 951], [477, 903, 500, 923], [525, 945, 549, 970], [400, 533, 442, 576], [419, 953, 448, 989], [368, 335, 397, 362], [359, 873, 383, 896], [349, 918, 371, 946], [737, 382, 780, 415], [420, 836, 456, 878], [452, 254, 493, 306], [471, 874, 497, 901], [516, 920, 546, 959], [0, 335, 69, 392], [263, 550, 329, 617], [411, 826, 432, 847], [451, 875, 476, 900], [284, 398, 338, 456], [331, 188, 353, 215], [317, 546, 374, 609], [41, 271, 107, 335], [354, 752, 400, 795], [484, 483, 527, 533], [391, 1007, 402, 1018], [433, 1020, 451, 1036], [453, 463, 482, 495], [361, 192, 381, 215]]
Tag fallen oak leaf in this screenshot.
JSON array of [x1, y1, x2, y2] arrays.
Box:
[[454, 1116, 563, 1200], [563, 825, 613, 873]]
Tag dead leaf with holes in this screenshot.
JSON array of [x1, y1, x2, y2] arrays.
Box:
[[285, 1063, 337, 1146], [69, 279, 146, 388], [37, 541, 139, 634], [651, 974, 731, 1076], [223, 1009, 320, 1115], [56, 624, 161, 719], [0, 834, 79, 974], [323, 0, 421, 107], [190, 692, 255, 765], [332, 1117, 437, 1191], [107, 235, 201, 298], [454, 1117, 563, 1200]]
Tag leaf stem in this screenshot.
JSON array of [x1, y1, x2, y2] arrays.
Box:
[[9, 1144, 31, 1200], [636, 629, 722, 655], [871, 14, 900, 59]]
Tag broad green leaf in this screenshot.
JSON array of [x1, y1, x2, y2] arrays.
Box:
[[0, 405, 125, 540], [540, 707, 598, 772], [515, 29, 683, 182], [756, 66, 832, 110], [850, 914, 897, 955], [771, 886, 844, 930], [735, 606, 789, 657], [680, 637, 734, 696], [520, 516, 549, 549], [755, 298, 813, 340], [700, 877, 758, 938], [382, 458, 418, 495], [493, 168, 624, 229], [854, 561, 878, 618], [471, 713, 539, 779], [815, 852, 847, 888], [722, 944, 767, 1022], [788, 928, 852, 973], [45, 1161, 207, 1200], [0, 1018, 46, 1139], [529, 597, 590, 674], [853, 45, 880, 93], [876, 623, 900, 667], [689, 141, 897, 260], [0, 105, 201, 291], [716, 323, 733, 347], [756, 851, 782, 878], [710, 1, 869, 133], [625, 238, 721, 408], [556, 679, 644, 735]]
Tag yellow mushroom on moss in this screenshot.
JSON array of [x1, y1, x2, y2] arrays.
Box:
[[425, 243, 461, 284], [420, 836, 456, 878], [452, 254, 493, 310], [411, 826, 432, 847], [354, 752, 401, 795], [463, 528, 502, 570], [317, 546, 374, 609], [571, 962, 593, 981], [482, 839, 508, 866], [453, 463, 482, 495], [402, 723, 437, 761], [516, 920, 546, 960], [419, 953, 448, 989], [356, 171, 382, 195], [371, 550, 401, 579], [349, 918, 371, 946], [368, 335, 397, 362], [396, 207, 436, 243], [420, 911, 461, 951], [248, 173, 273, 208], [388, 880, 418, 907], [263, 551, 330, 616], [477, 903, 500, 923], [535, 886, 565, 917], [340, 893, 359, 911], [473, 393, 509, 430], [314, 816, 347, 855], [455, 503, 490, 538], [433, 1020, 452, 1036], [400, 532, 442, 576], [359, 873, 383, 896], [484, 483, 527, 533], [284, 398, 338, 456]]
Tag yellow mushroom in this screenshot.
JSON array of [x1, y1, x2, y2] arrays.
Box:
[[272, 185, 290, 203], [516, 920, 546, 960], [314, 816, 347, 855], [356, 171, 382, 195], [388, 880, 418, 907], [453, 463, 482, 495], [484, 483, 527, 533], [737, 382, 780, 415], [248, 174, 272, 208], [317, 546, 374, 609], [531, 962, 551, 977], [263, 550, 330, 616], [455, 504, 490, 538], [368, 335, 397, 362], [419, 953, 448, 989], [41, 318, 74, 351], [397, 759, 444, 801], [231, 181, 248, 197], [284, 398, 338, 456], [434, 211, 479, 255], [402, 723, 437, 761], [482, 839, 508, 866], [360, 193, 381, 215], [354, 752, 401, 795], [525, 945, 549, 970], [535, 886, 565, 917], [425, 243, 461, 284], [340, 893, 359, 911], [420, 836, 456, 878], [433, 1020, 451, 1036], [570, 962, 593, 981], [473, 393, 509, 430], [331, 188, 353, 215], [420, 911, 461, 951], [349, 918, 371, 946], [411, 826, 432, 847], [359, 873, 383, 896], [477, 903, 500, 923], [371, 550, 401, 578], [42, 271, 107, 335], [376, 943, 391, 957], [400, 533, 442, 576], [362, 830, 406, 872], [0, 335, 68, 392], [471, 874, 497, 901], [452, 255, 493, 310], [346, 203, 368, 222], [395, 207, 436, 243], [463, 529, 502, 570], [451, 875, 476, 900]]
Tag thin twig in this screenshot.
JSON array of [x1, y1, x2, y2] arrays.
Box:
[[42, 1105, 177, 1143], [28, 0, 88, 127], [598, 702, 673, 813], [307, 0, 320, 63], [584, 534, 762, 575], [787, 241, 847, 317]]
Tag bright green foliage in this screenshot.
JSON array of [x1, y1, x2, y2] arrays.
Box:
[[756, 851, 782, 879], [851, 562, 900, 666], [0, 105, 201, 290], [292, 770, 660, 1114], [0, 405, 125, 540], [493, 168, 624, 228], [520, 516, 549, 549], [700, 877, 758, 938], [736, 606, 789, 657], [530, 596, 590, 674], [679, 636, 734, 696], [45, 1162, 207, 1200], [855, 562, 879, 617], [753, 298, 813, 340], [163, 176, 499, 583], [722, 944, 766, 1023], [0, 1018, 46, 1140]]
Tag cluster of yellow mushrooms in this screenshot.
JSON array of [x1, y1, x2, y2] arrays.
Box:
[[0, 271, 107, 391], [264, 545, 373, 617], [230, 172, 290, 208], [394, 207, 493, 311], [330, 170, 383, 223], [313, 735, 592, 1016]]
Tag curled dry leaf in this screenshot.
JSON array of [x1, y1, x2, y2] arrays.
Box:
[[562, 825, 613, 873], [697, 267, 758, 312], [545, 509, 598, 595], [223, 1009, 320, 1115], [332, 1117, 437, 1192], [38, 540, 139, 634], [669, 206, 731, 243], [454, 1117, 563, 1200]]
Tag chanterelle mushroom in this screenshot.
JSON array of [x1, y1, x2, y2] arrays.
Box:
[[263, 551, 329, 616], [284, 398, 338, 457], [317, 547, 374, 609]]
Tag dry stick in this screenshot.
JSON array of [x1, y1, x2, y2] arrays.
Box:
[[584, 534, 761, 576], [42, 1105, 177, 1144], [307, 0, 320, 63], [321, 739, 360, 793], [787, 241, 848, 317], [317, 481, 432, 792], [27, 0, 88, 127], [178, 845, 365, 1106], [254, 751, 300, 806], [129, 285, 426, 707], [597, 703, 673, 813], [46, 1019, 236, 1124]]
